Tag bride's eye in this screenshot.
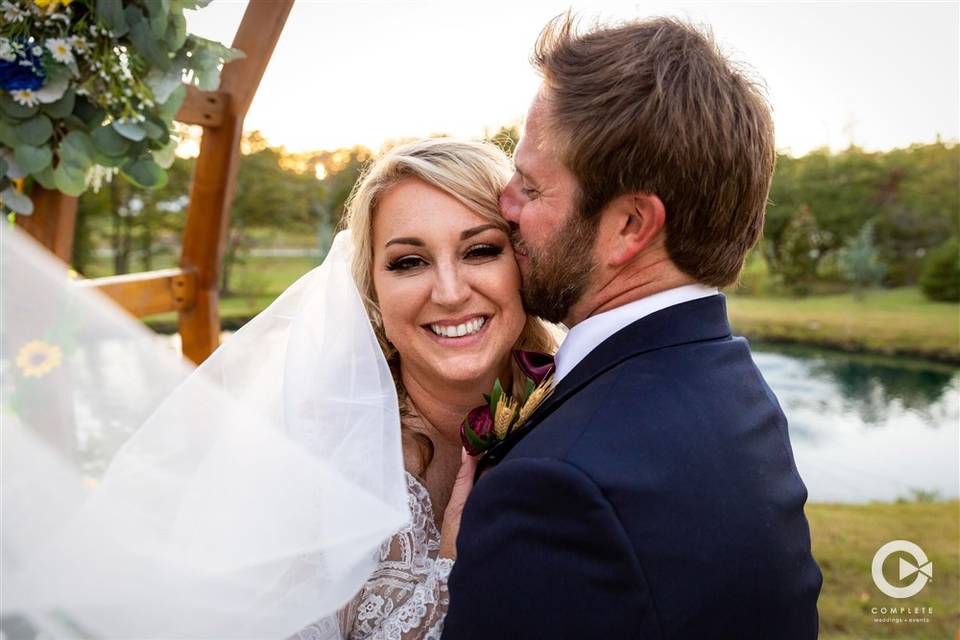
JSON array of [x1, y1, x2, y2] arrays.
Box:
[[464, 244, 503, 261], [386, 256, 427, 272]]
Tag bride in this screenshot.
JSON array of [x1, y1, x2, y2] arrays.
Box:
[[0, 138, 555, 640], [295, 138, 557, 639]]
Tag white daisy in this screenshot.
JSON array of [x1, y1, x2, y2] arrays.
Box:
[[10, 88, 39, 107], [45, 38, 74, 64], [31, 45, 43, 57], [67, 35, 88, 54], [1, 1, 23, 23], [0, 38, 15, 62]]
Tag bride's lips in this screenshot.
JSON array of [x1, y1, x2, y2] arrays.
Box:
[[421, 314, 492, 347]]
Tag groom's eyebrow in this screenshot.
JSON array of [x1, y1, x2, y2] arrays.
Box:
[[514, 165, 538, 186]]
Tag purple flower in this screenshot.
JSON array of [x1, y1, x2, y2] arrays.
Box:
[[513, 349, 556, 386], [460, 404, 496, 455]]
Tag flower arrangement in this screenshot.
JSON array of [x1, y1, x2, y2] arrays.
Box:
[[459, 350, 556, 456], [0, 0, 243, 214]]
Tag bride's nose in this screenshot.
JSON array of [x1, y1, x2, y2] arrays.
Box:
[[431, 262, 471, 308]]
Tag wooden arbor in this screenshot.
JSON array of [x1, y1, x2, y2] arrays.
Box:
[[17, 0, 294, 365]]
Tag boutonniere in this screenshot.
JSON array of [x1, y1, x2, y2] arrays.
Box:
[[459, 350, 556, 455]]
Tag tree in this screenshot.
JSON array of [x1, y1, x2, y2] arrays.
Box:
[[837, 221, 887, 298], [221, 132, 321, 294], [919, 237, 960, 302], [776, 205, 821, 296]]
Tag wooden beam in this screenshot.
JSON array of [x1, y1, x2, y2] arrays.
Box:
[[17, 187, 78, 262], [175, 85, 227, 127], [177, 0, 293, 365], [79, 268, 196, 318], [220, 0, 295, 117]]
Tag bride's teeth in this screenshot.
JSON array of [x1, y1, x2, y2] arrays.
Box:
[[430, 317, 486, 338]]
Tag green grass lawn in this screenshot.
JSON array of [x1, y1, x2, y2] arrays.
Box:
[[808, 500, 959, 639], [726, 288, 960, 363]]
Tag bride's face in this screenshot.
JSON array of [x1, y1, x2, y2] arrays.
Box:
[[372, 177, 526, 388]]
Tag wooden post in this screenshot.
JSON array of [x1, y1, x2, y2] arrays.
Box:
[[16, 186, 78, 263], [177, 0, 294, 365]]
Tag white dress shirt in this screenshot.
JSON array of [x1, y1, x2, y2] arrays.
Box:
[[553, 284, 719, 383]]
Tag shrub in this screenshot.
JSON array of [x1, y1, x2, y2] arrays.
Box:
[[919, 237, 960, 302]]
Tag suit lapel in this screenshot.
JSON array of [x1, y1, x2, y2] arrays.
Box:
[[476, 294, 732, 476]]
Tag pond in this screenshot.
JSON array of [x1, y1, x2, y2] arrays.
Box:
[[751, 343, 959, 504]]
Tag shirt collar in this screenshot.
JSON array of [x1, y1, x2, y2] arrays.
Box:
[[553, 284, 719, 383]]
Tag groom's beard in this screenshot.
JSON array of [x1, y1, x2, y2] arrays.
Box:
[[514, 209, 600, 325]]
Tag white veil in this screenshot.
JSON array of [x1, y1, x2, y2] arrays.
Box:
[[1, 225, 409, 639]]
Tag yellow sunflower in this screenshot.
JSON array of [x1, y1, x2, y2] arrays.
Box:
[[16, 340, 63, 379]]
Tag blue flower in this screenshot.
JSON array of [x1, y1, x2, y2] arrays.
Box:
[[0, 48, 45, 92]]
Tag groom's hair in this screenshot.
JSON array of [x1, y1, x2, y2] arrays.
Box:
[[532, 15, 775, 287]]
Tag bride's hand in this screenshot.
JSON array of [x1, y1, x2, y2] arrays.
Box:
[[439, 449, 480, 560]]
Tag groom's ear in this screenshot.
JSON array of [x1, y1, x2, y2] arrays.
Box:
[[600, 192, 666, 268]]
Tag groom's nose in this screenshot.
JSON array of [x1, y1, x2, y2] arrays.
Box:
[[500, 181, 522, 225]]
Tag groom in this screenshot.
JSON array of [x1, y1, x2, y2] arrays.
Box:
[[442, 16, 822, 639]]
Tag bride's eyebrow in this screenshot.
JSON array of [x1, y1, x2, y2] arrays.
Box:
[[460, 224, 500, 240], [385, 237, 424, 248]]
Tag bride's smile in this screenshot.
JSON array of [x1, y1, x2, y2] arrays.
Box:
[[372, 177, 526, 389]]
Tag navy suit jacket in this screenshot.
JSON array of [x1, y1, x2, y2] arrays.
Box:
[[442, 295, 822, 640]]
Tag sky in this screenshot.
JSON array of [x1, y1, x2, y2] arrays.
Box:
[[184, 1, 960, 157]]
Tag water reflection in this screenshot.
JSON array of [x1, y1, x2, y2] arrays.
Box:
[[752, 343, 959, 503]]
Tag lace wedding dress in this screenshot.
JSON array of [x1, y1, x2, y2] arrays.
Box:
[[293, 472, 453, 640]]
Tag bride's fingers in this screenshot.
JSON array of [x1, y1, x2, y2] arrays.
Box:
[[439, 449, 480, 559]]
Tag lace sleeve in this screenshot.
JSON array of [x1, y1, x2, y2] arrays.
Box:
[[292, 473, 453, 640], [344, 472, 453, 640]]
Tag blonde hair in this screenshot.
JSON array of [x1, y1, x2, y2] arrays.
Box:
[[342, 138, 556, 472]]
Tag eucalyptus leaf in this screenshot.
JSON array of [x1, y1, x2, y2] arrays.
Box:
[[93, 150, 125, 168], [59, 131, 95, 171], [61, 114, 89, 132], [14, 145, 52, 175], [1, 149, 25, 179], [170, 0, 203, 11], [34, 75, 69, 104], [121, 156, 166, 189], [129, 11, 171, 71], [17, 115, 54, 146], [74, 98, 105, 128], [92, 125, 131, 157], [42, 89, 76, 119], [96, 0, 129, 37], [34, 164, 56, 189], [53, 163, 87, 196], [112, 120, 147, 142], [191, 36, 245, 64], [152, 137, 177, 169], [142, 118, 165, 140], [165, 13, 188, 51], [0, 186, 33, 214], [148, 0, 169, 39], [145, 69, 182, 104], [195, 67, 221, 92], [0, 93, 39, 120], [0, 119, 17, 147], [157, 84, 186, 121]]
